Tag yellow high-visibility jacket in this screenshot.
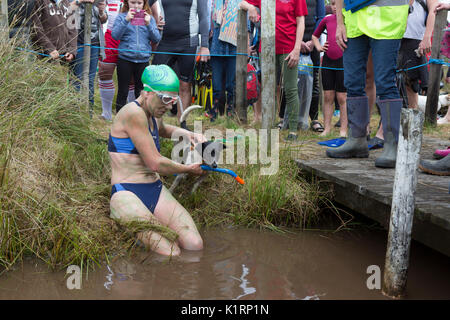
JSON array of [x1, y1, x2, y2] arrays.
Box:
[[343, 0, 410, 39]]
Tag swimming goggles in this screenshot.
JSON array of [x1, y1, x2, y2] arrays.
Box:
[[155, 92, 179, 105]]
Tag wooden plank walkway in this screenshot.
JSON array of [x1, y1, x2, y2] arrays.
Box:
[[296, 136, 450, 257]]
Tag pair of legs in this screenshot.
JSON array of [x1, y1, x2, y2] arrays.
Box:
[[277, 54, 300, 136], [309, 48, 322, 130], [71, 44, 100, 106], [98, 61, 135, 120], [210, 56, 236, 119], [115, 58, 147, 113], [320, 55, 348, 137], [152, 46, 197, 120], [110, 185, 203, 256]]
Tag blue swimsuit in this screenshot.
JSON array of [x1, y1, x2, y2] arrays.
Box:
[[109, 101, 163, 214]]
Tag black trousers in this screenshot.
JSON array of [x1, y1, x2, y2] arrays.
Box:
[[309, 48, 321, 121], [116, 58, 148, 113]]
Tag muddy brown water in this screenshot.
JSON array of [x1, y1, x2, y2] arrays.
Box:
[[0, 227, 449, 300]]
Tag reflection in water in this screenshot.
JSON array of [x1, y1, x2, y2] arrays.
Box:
[[302, 293, 326, 300], [0, 228, 449, 299], [104, 265, 114, 291], [232, 264, 256, 300]]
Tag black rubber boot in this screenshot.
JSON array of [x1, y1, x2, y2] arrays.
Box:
[[419, 154, 450, 176], [374, 99, 402, 168], [326, 96, 369, 158]]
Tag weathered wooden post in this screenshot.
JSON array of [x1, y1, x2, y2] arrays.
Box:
[[425, 9, 447, 126], [382, 108, 424, 299], [0, 0, 9, 39], [260, 0, 276, 130], [236, 9, 247, 124], [82, 3, 93, 118]]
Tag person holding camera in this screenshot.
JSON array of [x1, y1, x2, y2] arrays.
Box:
[[112, 0, 161, 113]]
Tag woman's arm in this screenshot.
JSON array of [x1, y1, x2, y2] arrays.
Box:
[[239, 1, 259, 23], [126, 109, 202, 175], [285, 16, 304, 68], [419, 0, 438, 56], [145, 13, 162, 43], [111, 13, 128, 40]]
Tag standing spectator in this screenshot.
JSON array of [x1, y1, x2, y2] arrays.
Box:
[[309, 1, 326, 133], [70, 0, 107, 107], [311, 0, 347, 137], [112, 0, 161, 113], [209, 0, 239, 122], [98, 0, 160, 121], [371, 0, 437, 142], [240, 0, 308, 141], [327, 0, 410, 168], [30, 0, 77, 62], [152, 0, 211, 121], [278, 0, 326, 131]]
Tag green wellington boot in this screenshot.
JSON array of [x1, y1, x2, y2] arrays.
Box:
[[326, 96, 369, 158], [374, 99, 402, 168]]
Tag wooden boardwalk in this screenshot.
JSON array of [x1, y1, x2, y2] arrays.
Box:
[[296, 136, 450, 257]]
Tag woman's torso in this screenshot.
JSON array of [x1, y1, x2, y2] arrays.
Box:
[[108, 103, 160, 185]]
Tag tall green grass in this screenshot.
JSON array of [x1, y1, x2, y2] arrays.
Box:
[[0, 33, 120, 272]]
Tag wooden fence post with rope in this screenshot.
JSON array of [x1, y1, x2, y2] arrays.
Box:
[[82, 3, 93, 118], [425, 8, 447, 126], [236, 9, 248, 124], [260, 0, 276, 131]]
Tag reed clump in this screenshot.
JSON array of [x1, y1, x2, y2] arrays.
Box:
[[0, 34, 126, 273]]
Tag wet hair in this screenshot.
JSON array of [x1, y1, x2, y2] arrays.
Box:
[[121, 0, 152, 15]]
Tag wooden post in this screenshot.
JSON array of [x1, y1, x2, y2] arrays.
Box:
[[82, 3, 93, 118], [0, 0, 9, 39], [382, 108, 424, 299], [236, 9, 248, 124], [260, 0, 276, 130], [425, 9, 447, 126]]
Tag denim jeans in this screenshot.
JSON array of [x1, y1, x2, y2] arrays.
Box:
[[210, 56, 236, 106], [343, 35, 401, 100], [72, 44, 100, 105]]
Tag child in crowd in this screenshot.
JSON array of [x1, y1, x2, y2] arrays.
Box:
[[311, 0, 347, 137], [112, 0, 161, 113], [98, 0, 160, 121]]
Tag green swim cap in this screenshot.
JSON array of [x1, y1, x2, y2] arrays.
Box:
[[141, 64, 180, 93]]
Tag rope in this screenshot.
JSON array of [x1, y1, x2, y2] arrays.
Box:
[[15, 45, 450, 72]]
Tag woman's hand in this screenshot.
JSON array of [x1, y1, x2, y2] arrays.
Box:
[[319, 41, 329, 52], [198, 46, 210, 62], [418, 36, 432, 56], [64, 52, 74, 62], [157, 16, 165, 30], [49, 50, 60, 59], [248, 5, 260, 23], [126, 8, 136, 22], [144, 12, 151, 26], [336, 22, 347, 51], [187, 163, 205, 176], [435, 2, 450, 13], [285, 48, 300, 68], [190, 132, 207, 145]]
